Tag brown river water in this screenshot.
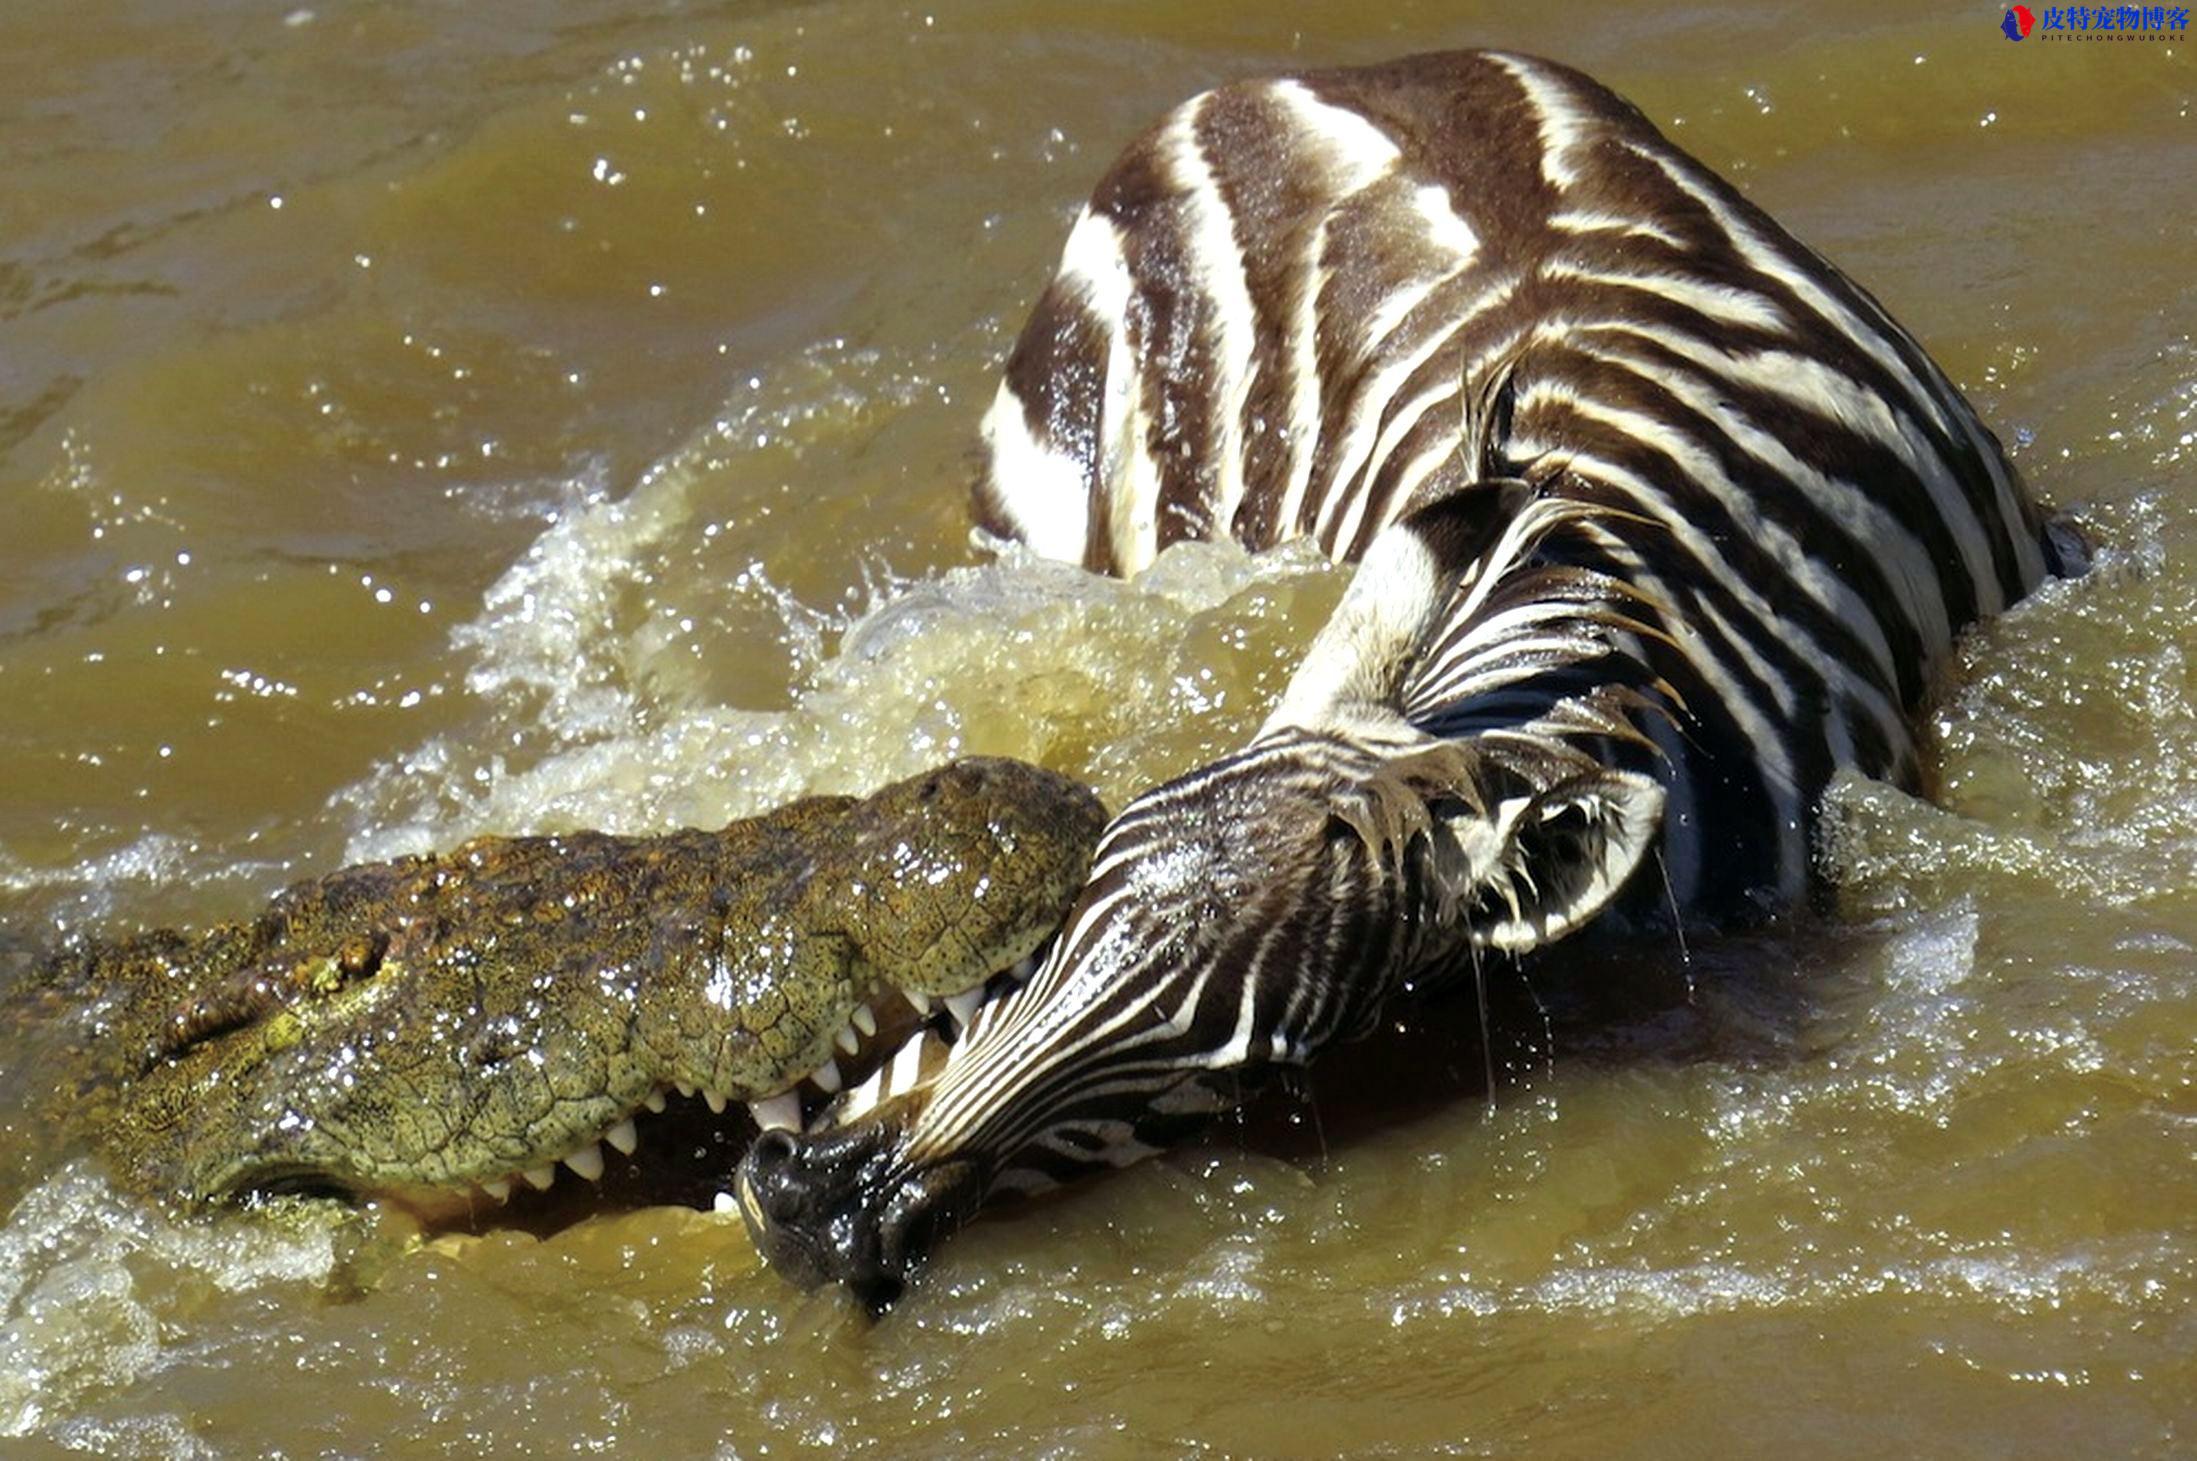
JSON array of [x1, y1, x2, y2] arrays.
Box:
[[1, 0, 2193, 1455]]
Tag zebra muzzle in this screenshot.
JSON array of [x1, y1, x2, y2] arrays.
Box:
[[736, 1117, 984, 1313]]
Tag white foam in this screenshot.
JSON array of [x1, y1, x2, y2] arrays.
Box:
[[336, 457, 1343, 861], [0, 836, 289, 946], [0, 1164, 337, 1438]]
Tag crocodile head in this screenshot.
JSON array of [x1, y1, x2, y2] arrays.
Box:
[[55, 758, 1105, 1221]]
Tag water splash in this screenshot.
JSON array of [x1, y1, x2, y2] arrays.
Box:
[[0, 1164, 338, 1438]]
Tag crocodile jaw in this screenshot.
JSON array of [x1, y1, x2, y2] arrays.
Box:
[[204, 958, 1039, 1225], [68, 757, 1104, 1225]]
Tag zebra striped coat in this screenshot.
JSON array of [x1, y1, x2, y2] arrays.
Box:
[[739, 49, 2066, 1304], [979, 47, 2057, 915]]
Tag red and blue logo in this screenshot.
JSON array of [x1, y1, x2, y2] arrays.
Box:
[[2013, 6, 2191, 39]]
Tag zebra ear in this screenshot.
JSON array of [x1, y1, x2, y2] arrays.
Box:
[[1327, 737, 1665, 954], [1430, 765, 1665, 953], [1261, 482, 1529, 736]]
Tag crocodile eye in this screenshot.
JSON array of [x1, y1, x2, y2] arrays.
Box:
[[467, 1021, 522, 1071], [336, 933, 386, 980]]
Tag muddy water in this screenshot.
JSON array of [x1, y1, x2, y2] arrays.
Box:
[[1, 0, 2192, 1454]]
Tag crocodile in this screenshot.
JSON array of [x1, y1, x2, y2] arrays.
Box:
[[8, 759, 1104, 1222]]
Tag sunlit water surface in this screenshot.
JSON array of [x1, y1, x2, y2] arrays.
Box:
[[0, 1, 2192, 1455]]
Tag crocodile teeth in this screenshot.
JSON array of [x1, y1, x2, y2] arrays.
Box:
[[605, 1118, 639, 1156], [810, 1059, 842, 1094], [851, 1003, 877, 1037], [703, 1088, 727, 1115], [749, 1092, 801, 1132], [944, 988, 984, 1028], [712, 1190, 739, 1215], [564, 1144, 605, 1182], [835, 1025, 861, 1056], [905, 990, 934, 1017], [523, 1164, 556, 1191], [481, 1178, 511, 1203], [675, 1080, 697, 1099], [643, 1090, 667, 1114]]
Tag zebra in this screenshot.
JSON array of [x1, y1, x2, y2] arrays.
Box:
[[736, 49, 2073, 1307]]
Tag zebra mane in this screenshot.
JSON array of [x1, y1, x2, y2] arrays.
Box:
[[1399, 491, 1676, 728], [1270, 468, 1673, 745]]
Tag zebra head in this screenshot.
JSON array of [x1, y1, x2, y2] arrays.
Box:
[[737, 486, 1668, 1308]]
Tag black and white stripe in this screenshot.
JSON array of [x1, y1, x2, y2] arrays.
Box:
[[975, 49, 2053, 908], [752, 50, 2067, 1260]]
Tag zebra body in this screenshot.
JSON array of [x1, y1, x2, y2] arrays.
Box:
[[738, 50, 2064, 1304]]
